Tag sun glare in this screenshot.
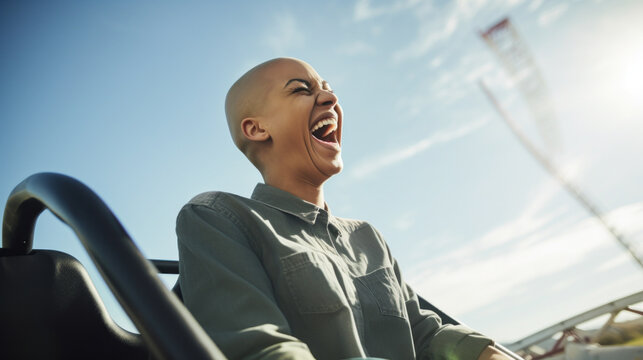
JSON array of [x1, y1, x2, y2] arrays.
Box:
[[593, 17, 643, 118], [614, 45, 643, 101]]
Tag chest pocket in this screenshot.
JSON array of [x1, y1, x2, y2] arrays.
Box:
[[357, 267, 407, 319], [281, 251, 349, 314]]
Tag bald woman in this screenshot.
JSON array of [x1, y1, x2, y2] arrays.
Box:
[[177, 58, 509, 360]]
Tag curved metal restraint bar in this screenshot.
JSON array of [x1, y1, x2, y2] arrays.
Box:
[[2, 173, 226, 360]]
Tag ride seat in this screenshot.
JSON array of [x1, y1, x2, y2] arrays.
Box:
[[0, 248, 149, 359]]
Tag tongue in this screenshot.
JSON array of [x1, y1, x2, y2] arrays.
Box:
[[312, 124, 336, 141], [313, 127, 327, 140]]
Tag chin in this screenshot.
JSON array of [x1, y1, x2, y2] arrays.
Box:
[[332, 159, 344, 174], [310, 154, 343, 183], [322, 158, 343, 178]]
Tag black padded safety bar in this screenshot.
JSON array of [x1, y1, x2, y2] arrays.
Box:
[[2, 173, 226, 360]]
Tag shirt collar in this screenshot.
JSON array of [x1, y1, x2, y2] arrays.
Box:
[[251, 183, 329, 224]]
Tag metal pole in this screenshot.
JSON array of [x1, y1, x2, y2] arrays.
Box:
[[479, 79, 643, 270]]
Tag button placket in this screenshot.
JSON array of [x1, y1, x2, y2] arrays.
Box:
[[327, 224, 358, 304], [328, 222, 367, 345]]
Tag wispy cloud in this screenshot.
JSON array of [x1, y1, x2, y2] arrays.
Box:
[[528, 0, 544, 12], [430, 56, 443, 68], [465, 62, 494, 83], [336, 41, 376, 56], [405, 193, 643, 338], [538, 3, 569, 27], [454, 0, 491, 19], [390, 0, 535, 63], [390, 0, 487, 63], [351, 119, 488, 179], [393, 11, 459, 63], [476, 179, 565, 249], [353, 0, 421, 21], [431, 60, 495, 104], [596, 252, 632, 272], [265, 13, 304, 53], [394, 59, 497, 119], [393, 211, 417, 231]]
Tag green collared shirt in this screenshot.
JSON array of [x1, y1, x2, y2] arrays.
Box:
[[177, 184, 492, 360]]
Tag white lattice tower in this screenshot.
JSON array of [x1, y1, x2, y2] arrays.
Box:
[[481, 18, 561, 155]]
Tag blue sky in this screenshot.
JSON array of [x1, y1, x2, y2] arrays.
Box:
[[2, 0, 642, 343]]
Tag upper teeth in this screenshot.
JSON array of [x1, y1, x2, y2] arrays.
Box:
[[311, 118, 337, 132]]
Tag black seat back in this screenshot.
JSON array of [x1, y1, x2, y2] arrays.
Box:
[[0, 249, 149, 359]]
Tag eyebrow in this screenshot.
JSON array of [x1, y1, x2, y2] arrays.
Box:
[[283, 78, 332, 91], [284, 78, 311, 88]]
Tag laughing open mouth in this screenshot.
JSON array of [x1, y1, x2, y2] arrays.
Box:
[[310, 118, 338, 144]]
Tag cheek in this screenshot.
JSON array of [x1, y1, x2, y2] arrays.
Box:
[[271, 124, 307, 151]]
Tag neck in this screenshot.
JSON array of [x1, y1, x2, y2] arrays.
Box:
[[262, 173, 326, 208]]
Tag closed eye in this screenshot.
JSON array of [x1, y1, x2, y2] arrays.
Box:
[[292, 87, 311, 94]]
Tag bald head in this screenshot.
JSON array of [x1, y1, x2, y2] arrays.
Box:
[[225, 59, 276, 153]]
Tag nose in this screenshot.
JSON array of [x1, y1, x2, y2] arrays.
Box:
[[316, 89, 338, 108]]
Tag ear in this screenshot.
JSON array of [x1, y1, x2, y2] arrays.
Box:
[[240, 117, 270, 142]]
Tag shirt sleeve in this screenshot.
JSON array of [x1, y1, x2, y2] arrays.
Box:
[[177, 202, 316, 360], [388, 250, 493, 360]]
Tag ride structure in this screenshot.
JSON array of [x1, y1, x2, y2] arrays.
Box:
[[507, 291, 643, 359]]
